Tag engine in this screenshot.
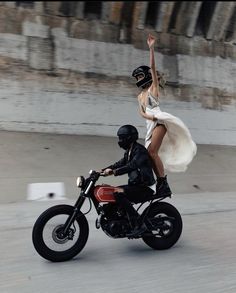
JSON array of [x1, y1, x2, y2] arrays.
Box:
[[102, 218, 130, 238], [99, 204, 130, 238]]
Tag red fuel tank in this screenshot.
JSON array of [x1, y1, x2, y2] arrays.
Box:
[[94, 185, 116, 203]]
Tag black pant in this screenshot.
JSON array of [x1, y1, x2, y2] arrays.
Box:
[[114, 185, 154, 223]]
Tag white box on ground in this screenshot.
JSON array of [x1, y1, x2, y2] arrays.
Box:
[[27, 182, 67, 201]]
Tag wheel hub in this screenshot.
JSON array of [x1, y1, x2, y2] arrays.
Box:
[[52, 225, 74, 244], [150, 215, 174, 236]]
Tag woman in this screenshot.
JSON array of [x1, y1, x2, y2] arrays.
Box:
[[132, 34, 197, 196]]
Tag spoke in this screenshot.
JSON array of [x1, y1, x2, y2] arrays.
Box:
[[148, 213, 174, 237], [43, 214, 80, 251]]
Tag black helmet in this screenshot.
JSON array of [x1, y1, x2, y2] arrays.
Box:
[[117, 125, 139, 150], [132, 65, 152, 89]]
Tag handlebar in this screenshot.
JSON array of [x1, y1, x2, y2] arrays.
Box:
[[89, 170, 106, 178]]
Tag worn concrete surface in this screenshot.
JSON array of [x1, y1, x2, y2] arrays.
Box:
[[1, 34, 236, 145], [1, 193, 236, 293], [0, 130, 236, 204], [0, 130, 236, 293]]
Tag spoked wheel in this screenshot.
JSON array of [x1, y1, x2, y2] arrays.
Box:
[[32, 205, 89, 262], [142, 202, 183, 250]]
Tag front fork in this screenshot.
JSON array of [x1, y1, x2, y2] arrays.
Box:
[[62, 179, 98, 235], [62, 195, 86, 235]]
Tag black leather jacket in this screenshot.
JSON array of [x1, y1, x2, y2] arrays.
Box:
[[105, 142, 156, 187]]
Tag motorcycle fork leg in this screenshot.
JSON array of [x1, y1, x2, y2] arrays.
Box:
[[62, 196, 86, 234]]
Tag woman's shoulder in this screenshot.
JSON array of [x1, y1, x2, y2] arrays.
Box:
[[137, 93, 142, 101], [138, 92, 146, 106]]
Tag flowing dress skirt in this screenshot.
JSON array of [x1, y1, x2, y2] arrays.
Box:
[[145, 106, 197, 172]]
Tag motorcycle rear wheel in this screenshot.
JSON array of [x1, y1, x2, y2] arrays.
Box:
[[32, 204, 89, 262], [142, 202, 182, 250]]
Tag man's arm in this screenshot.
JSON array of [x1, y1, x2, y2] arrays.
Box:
[[113, 148, 147, 176], [102, 156, 126, 171]]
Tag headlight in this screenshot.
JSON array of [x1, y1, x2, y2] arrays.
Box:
[[76, 176, 85, 188]]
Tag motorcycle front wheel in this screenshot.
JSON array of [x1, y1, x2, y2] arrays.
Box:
[[32, 204, 89, 262], [142, 202, 183, 250]]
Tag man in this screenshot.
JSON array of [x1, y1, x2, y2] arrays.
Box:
[[102, 124, 156, 237]]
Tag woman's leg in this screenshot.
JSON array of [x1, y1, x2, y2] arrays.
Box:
[[147, 125, 167, 178]]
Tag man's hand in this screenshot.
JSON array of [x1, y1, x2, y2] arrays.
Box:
[[102, 168, 114, 176]]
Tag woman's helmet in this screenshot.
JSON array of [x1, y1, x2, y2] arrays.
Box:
[[117, 125, 139, 150], [132, 66, 166, 89], [132, 65, 152, 89]]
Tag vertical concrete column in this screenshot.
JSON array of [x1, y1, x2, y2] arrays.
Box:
[[174, 2, 189, 35], [114, 2, 135, 43], [75, 2, 85, 19], [185, 2, 202, 37], [44, 1, 61, 15], [231, 26, 236, 44], [174, 2, 202, 37], [227, 11, 236, 43], [119, 2, 135, 43], [132, 1, 148, 29], [109, 2, 123, 25], [23, 21, 54, 70], [101, 2, 111, 23], [155, 1, 175, 33], [34, 2, 44, 14], [206, 1, 235, 41], [28, 37, 54, 70]]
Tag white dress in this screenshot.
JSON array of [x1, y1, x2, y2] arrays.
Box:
[[143, 89, 197, 172]]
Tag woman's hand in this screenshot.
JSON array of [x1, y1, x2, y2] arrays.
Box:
[[147, 34, 156, 49], [152, 115, 158, 121], [148, 115, 157, 121]]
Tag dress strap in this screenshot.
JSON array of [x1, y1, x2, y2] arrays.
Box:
[[147, 89, 159, 106]]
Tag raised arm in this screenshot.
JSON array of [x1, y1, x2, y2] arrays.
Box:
[[147, 34, 160, 98]]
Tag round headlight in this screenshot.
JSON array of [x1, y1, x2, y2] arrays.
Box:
[[76, 176, 84, 188]]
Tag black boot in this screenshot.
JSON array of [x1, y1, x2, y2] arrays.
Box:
[[156, 175, 172, 197], [113, 192, 146, 237]]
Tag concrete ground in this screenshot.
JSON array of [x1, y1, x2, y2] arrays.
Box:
[[0, 130, 236, 293], [0, 130, 236, 204]]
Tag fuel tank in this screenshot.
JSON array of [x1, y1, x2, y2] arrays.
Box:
[[94, 185, 116, 203]]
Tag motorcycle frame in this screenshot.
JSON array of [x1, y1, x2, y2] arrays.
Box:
[[62, 170, 170, 235]]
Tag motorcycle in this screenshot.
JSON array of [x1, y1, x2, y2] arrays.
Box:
[[32, 170, 183, 262]]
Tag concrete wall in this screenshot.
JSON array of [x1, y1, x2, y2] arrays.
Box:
[[0, 30, 236, 145], [0, 3, 236, 145]]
